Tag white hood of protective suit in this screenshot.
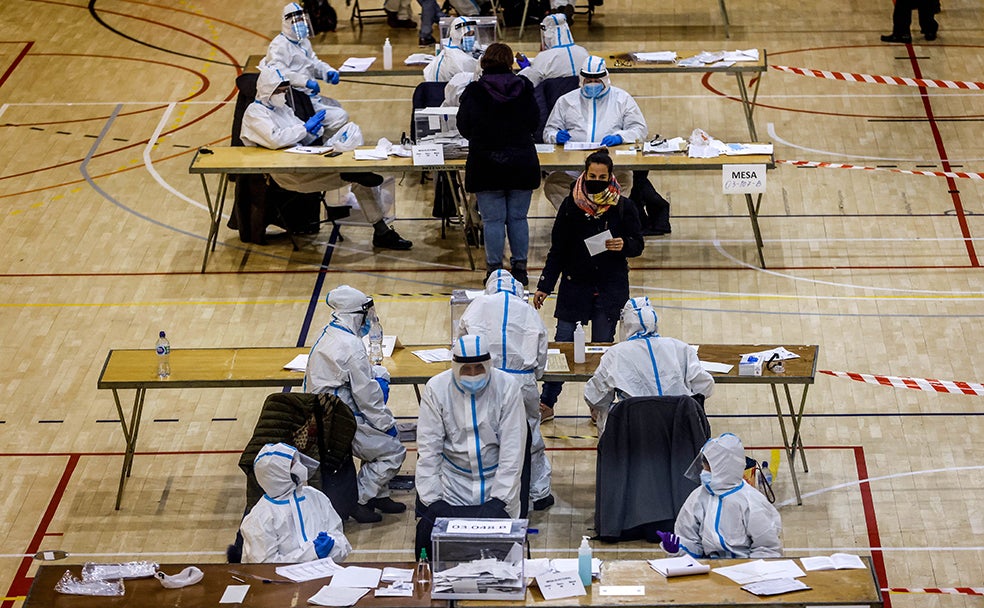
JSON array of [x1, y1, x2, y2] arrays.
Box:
[[701, 433, 746, 493], [621, 296, 658, 339], [541, 13, 574, 49], [253, 443, 319, 500], [579, 55, 612, 97], [484, 269, 523, 297], [281, 2, 309, 41], [448, 16, 476, 48], [326, 284, 371, 336], [255, 66, 288, 106]]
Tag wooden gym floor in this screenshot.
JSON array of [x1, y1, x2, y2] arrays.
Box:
[[1, 0, 982, 605]]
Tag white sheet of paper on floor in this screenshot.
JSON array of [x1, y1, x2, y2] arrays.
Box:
[[536, 572, 586, 600]]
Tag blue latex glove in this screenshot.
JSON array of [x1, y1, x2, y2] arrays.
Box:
[[555, 130, 571, 144], [600, 134, 623, 147], [313, 531, 335, 559], [375, 377, 391, 404], [304, 109, 326, 135], [306, 78, 320, 94], [325, 70, 340, 85], [656, 531, 680, 554], [384, 425, 398, 438], [516, 53, 531, 69]]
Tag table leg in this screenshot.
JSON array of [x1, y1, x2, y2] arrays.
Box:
[[733, 72, 758, 142], [718, 0, 731, 38], [744, 193, 766, 268], [199, 173, 229, 273], [518, 0, 531, 39], [445, 170, 476, 271], [413, 383, 422, 404], [112, 388, 147, 510], [770, 384, 808, 505]]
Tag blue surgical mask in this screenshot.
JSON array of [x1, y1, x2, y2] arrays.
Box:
[[700, 471, 712, 486], [458, 373, 489, 393], [582, 83, 605, 98], [461, 35, 476, 52], [293, 23, 310, 39], [359, 317, 372, 337]]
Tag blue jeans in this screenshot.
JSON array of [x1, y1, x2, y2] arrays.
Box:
[[475, 190, 533, 268], [539, 309, 618, 408], [417, 0, 442, 37]]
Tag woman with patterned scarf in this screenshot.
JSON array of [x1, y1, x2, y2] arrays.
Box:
[[533, 149, 644, 422]]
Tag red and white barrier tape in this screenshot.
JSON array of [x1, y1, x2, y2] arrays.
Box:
[[888, 587, 984, 596], [777, 159, 984, 181], [771, 64, 984, 90], [821, 370, 984, 396]]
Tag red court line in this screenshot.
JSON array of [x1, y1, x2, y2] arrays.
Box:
[[903, 45, 979, 267], [0, 41, 33, 91], [854, 446, 890, 608], [1, 454, 78, 608]]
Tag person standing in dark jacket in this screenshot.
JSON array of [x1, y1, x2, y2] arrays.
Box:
[[457, 42, 541, 285], [532, 149, 644, 421]]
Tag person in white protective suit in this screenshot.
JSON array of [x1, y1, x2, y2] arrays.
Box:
[[542, 56, 648, 209], [584, 296, 715, 435], [304, 286, 408, 523], [657, 433, 783, 559], [240, 443, 352, 563], [261, 4, 350, 136], [516, 14, 588, 87], [458, 270, 554, 510], [241, 67, 413, 250], [414, 334, 528, 556], [423, 16, 480, 82]]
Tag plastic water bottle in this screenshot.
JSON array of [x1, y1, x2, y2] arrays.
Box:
[[761, 461, 773, 485], [416, 548, 431, 588], [578, 536, 592, 586], [368, 317, 384, 365], [383, 38, 393, 70], [155, 331, 170, 378], [573, 322, 586, 364]]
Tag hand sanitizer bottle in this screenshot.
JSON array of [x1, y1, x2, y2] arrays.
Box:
[[383, 38, 393, 70], [578, 536, 592, 586], [573, 321, 586, 364]]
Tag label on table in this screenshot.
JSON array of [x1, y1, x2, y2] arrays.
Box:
[[412, 144, 444, 166], [722, 164, 767, 194], [598, 585, 645, 596]]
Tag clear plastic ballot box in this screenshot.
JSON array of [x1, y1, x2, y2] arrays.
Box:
[[430, 518, 528, 600]]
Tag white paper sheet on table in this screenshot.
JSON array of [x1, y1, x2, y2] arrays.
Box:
[[713, 559, 806, 584], [723, 49, 760, 62], [338, 57, 376, 72], [800, 553, 866, 571], [329, 566, 382, 588], [309, 585, 370, 606], [633, 51, 677, 62], [535, 143, 556, 153], [275, 556, 342, 582], [536, 572, 586, 600], [405, 53, 435, 64], [648, 555, 711, 577], [412, 348, 453, 363], [219, 585, 250, 603], [354, 149, 389, 161], [285, 145, 333, 154], [584, 229, 613, 257], [523, 558, 552, 579], [700, 360, 734, 374], [644, 137, 687, 153], [380, 567, 414, 582], [563, 141, 604, 151], [284, 354, 309, 371], [375, 581, 414, 596], [724, 143, 774, 156], [741, 577, 810, 596], [740, 346, 800, 361]]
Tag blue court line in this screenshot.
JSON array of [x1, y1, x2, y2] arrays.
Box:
[[652, 302, 984, 320], [296, 227, 340, 348]]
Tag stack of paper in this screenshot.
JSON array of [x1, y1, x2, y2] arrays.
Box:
[[338, 57, 375, 72], [800, 553, 866, 571], [433, 558, 525, 594], [632, 51, 677, 63], [412, 348, 453, 363], [275, 557, 343, 582], [741, 578, 810, 596], [713, 560, 806, 585], [308, 586, 371, 606], [723, 49, 760, 62], [647, 555, 710, 577]]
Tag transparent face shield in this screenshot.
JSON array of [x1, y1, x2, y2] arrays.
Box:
[[285, 10, 313, 39], [684, 451, 709, 483]]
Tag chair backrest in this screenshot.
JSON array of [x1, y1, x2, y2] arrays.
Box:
[[533, 75, 579, 143], [594, 394, 710, 541], [410, 81, 450, 141]]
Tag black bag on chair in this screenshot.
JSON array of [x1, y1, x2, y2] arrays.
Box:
[[629, 170, 672, 236], [305, 0, 338, 33]]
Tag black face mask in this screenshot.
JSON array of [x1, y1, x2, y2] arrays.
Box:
[[584, 179, 609, 195]]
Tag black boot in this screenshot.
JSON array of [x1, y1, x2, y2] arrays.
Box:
[[511, 260, 528, 287]]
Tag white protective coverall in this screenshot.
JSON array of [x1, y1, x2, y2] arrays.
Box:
[[671, 433, 783, 559], [415, 335, 528, 517], [261, 4, 350, 135], [542, 56, 647, 208], [304, 286, 406, 505], [423, 16, 479, 82], [584, 296, 715, 435], [240, 67, 391, 224], [241, 443, 352, 563], [458, 270, 551, 502], [517, 14, 589, 87]]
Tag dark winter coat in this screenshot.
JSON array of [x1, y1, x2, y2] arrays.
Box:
[[457, 69, 541, 193], [536, 194, 644, 323]]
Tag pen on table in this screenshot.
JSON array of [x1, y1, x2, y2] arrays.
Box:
[[231, 575, 247, 583]]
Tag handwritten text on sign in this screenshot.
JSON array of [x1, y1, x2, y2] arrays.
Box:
[[412, 144, 444, 167], [446, 520, 513, 534], [722, 164, 767, 194]]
